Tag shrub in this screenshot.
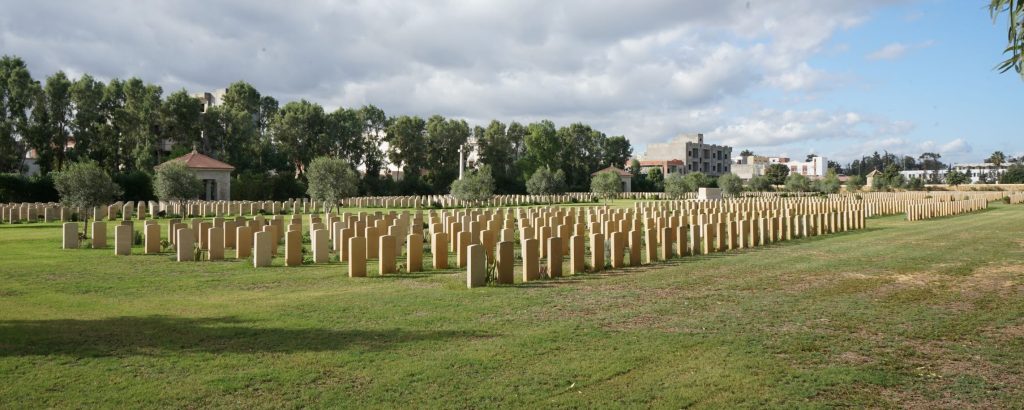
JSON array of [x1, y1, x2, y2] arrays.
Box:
[[764, 164, 790, 185], [682, 172, 714, 192], [817, 170, 841, 194], [52, 161, 123, 234], [747, 175, 772, 192], [785, 174, 812, 192], [0, 173, 58, 203], [113, 170, 154, 201], [664, 173, 688, 199], [525, 166, 567, 195], [590, 171, 622, 200], [306, 156, 359, 213], [451, 165, 496, 204], [154, 161, 202, 201], [846, 175, 864, 192], [717, 173, 744, 196]]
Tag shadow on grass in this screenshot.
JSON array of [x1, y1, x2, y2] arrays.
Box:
[[0, 315, 492, 357]]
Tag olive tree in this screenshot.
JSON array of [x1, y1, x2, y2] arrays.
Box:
[[525, 166, 566, 195], [785, 173, 812, 192], [747, 175, 772, 192], [717, 172, 743, 197], [663, 173, 688, 198], [817, 170, 841, 194], [590, 171, 622, 201], [52, 161, 123, 236], [451, 165, 496, 205], [306, 156, 359, 213], [845, 175, 865, 192], [154, 161, 203, 202]]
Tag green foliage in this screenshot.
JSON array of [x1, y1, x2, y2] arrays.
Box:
[[112, 170, 154, 201], [663, 173, 688, 198], [999, 164, 1024, 183], [716, 173, 744, 196], [987, 150, 1006, 166], [904, 176, 925, 191], [784, 174, 812, 192], [0, 173, 58, 203], [945, 169, 970, 186], [764, 164, 790, 185], [990, 0, 1024, 77], [52, 161, 122, 209], [0, 56, 36, 173], [231, 171, 307, 201], [153, 161, 202, 201], [450, 165, 496, 204], [645, 168, 664, 192], [682, 172, 714, 192], [305, 156, 359, 212], [590, 171, 622, 200], [747, 175, 772, 192], [846, 175, 865, 192], [817, 170, 841, 194], [872, 165, 905, 191], [525, 166, 566, 195]]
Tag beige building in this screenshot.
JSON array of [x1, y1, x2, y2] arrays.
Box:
[[159, 150, 235, 200], [639, 133, 732, 177]]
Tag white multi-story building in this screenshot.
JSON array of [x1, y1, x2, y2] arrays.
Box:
[[732, 154, 828, 179]]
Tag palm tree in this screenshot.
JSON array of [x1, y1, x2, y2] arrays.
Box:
[[987, 151, 1006, 167]]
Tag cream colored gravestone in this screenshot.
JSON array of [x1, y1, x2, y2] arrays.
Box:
[[284, 229, 302, 267], [144, 223, 161, 254], [644, 229, 658, 263], [521, 238, 540, 282], [236, 226, 253, 259], [496, 241, 514, 284], [379, 235, 396, 274], [547, 237, 562, 278], [177, 228, 195, 262], [198, 222, 212, 250], [466, 244, 486, 288], [114, 224, 132, 256], [253, 231, 273, 267], [590, 233, 605, 272], [62, 222, 79, 249], [407, 234, 423, 273], [628, 230, 642, 266], [431, 232, 449, 269], [348, 237, 367, 277], [365, 227, 379, 260], [609, 231, 625, 268], [311, 229, 329, 264], [207, 227, 224, 260], [92, 221, 107, 249], [223, 221, 237, 249], [456, 231, 471, 268], [660, 227, 674, 260], [569, 235, 584, 275]]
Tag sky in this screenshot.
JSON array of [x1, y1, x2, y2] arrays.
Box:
[[0, 0, 1020, 165]]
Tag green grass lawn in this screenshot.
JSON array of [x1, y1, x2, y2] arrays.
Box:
[[1, 203, 1022, 408]]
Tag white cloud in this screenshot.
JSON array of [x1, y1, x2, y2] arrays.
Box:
[[866, 40, 935, 61]]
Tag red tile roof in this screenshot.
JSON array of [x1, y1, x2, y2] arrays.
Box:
[[161, 149, 235, 171]]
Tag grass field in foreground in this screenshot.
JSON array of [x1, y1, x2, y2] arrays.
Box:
[[0, 203, 1022, 408]]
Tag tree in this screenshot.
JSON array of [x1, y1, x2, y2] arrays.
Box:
[[601, 136, 632, 168], [68, 74, 105, 165], [717, 172, 743, 196], [817, 169, 841, 194], [450, 165, 495, 205], [987, 151, 1006, 167], [590, 171, 622, 201], [424, 115, 470, 193], [1000, 164, 1024, 183], [52, 161, 122, 235], [664, 173, 688, 198], [27, 71, 73, 173], [905, 177, 925, 190], [305, 156, 359, 213], [764, 163, 790, 185], [271, 100, 327, 176], [525, 166, 566, 195], [386, 115, 427, 192], [682, 172, 714, 192], [739, 149, 754, 157], [785, 174, 812, 192], [748, 175, 772, 191], [919, 152, 943, 183], [646, 168, 664, 192], [161, 89, 203, 151], [0, 55, 37, 173], [153, 161, 202, 201], [846, 175, 865, 192], [357, 104, 388, 194], [990, 0, 1024, 77], [945, 169, 970, 186]]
